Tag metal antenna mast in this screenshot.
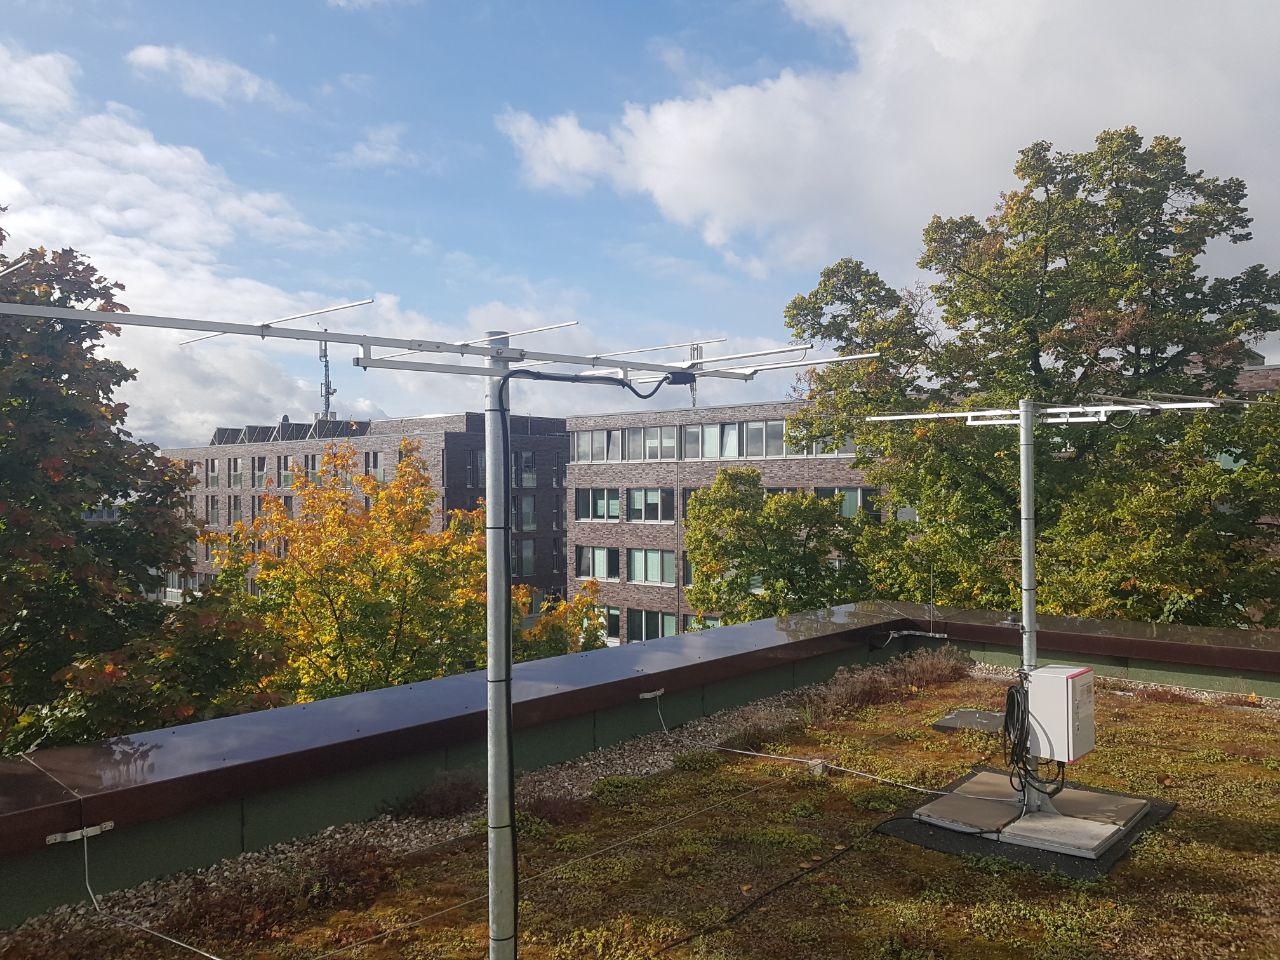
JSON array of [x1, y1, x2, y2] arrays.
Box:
[[319, 334, 337, 418], [689, 343, 703, 406], [0, 299, 875, 960]]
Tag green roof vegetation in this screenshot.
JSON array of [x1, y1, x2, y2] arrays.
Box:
[[6, 661, 1277, 959]]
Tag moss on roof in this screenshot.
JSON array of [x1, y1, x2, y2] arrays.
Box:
[[7, 673, 1278, 960]]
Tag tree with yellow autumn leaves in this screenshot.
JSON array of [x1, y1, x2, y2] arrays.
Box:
[[209, 441, 604, 703]]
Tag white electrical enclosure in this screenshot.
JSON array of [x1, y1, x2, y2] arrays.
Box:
[[1026, 665, 1095, 762]]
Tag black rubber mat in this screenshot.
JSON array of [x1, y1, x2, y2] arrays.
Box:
[[874, 768, 1177, 879]]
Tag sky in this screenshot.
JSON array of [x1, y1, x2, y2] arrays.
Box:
[[2, 0, 1279, 448]]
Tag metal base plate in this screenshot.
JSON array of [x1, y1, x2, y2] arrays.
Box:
[[913, 770, 1150, 860]]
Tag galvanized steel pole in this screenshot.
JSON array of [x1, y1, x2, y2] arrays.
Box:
[[1019, 398, 1037, 675], [484, 333, 517, 960]]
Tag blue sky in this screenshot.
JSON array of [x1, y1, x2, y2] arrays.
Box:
[[3, 1, 1279, 445]]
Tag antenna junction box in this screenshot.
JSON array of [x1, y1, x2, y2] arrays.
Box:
[[1026, 665, 1095, 763]]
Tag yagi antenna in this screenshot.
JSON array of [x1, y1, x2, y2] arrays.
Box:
[[178, 298, 374, 346]]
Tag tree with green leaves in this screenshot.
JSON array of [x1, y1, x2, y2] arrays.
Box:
[[785, 128, 1280, 626], [0, 217, 273, 751], [684, 468, 870, 624]]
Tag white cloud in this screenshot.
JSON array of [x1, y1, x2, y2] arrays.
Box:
[[495, 108, 621, 194], [126, 45, 299, 110], [333, 123, 423, 169], [498, 0, 1280, 289], [0, 43, 78, 120]]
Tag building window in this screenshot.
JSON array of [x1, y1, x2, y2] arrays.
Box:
[[627, 548, 676, 585], [660, 426, 677, 459], [229, 496, 243, 524], [682, 551, 693, 587], [512, 494, 536, 532], [625, 427, 643, 461], [571, 430, 623, 463], [697, 423, 718, 460], [603, 606, 621, 641], [765, 420, 785, 457], [303, 453, 319, 482], [207, 458, 221, 488], [283, 495, 294, 518], [228, 456, 241, 487], [815, 487, 881, 521], [682, 425, 702, 460], [364, 450, 382, 481], [745, 421, 765, 457], [203, 540, 213, 562], [682, 614, 721, 632], [627, 608, 677, 642], [278, 454, 294, 488], [720, 422, 740, 459], [575, 487, 620, 521], [512, 537, 536, 577], [205, 494, 220, 526], [251, 456, 267, 487], [512, 450, 537, 487], [552, 538, 564, 572], [765, 487, 801, 496], [553, 451, 566, 488], [575, 545, 620, 580], [627, 487, 675, 522], [467, 449, 485, 488]]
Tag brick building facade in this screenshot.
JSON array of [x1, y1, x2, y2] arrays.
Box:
[[163, 412, 569, 599], [564, 400, 872, 645]]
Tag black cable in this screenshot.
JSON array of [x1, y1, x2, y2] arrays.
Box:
[[653, 840, 861, 956], [1001, 677, 1065, 800]]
